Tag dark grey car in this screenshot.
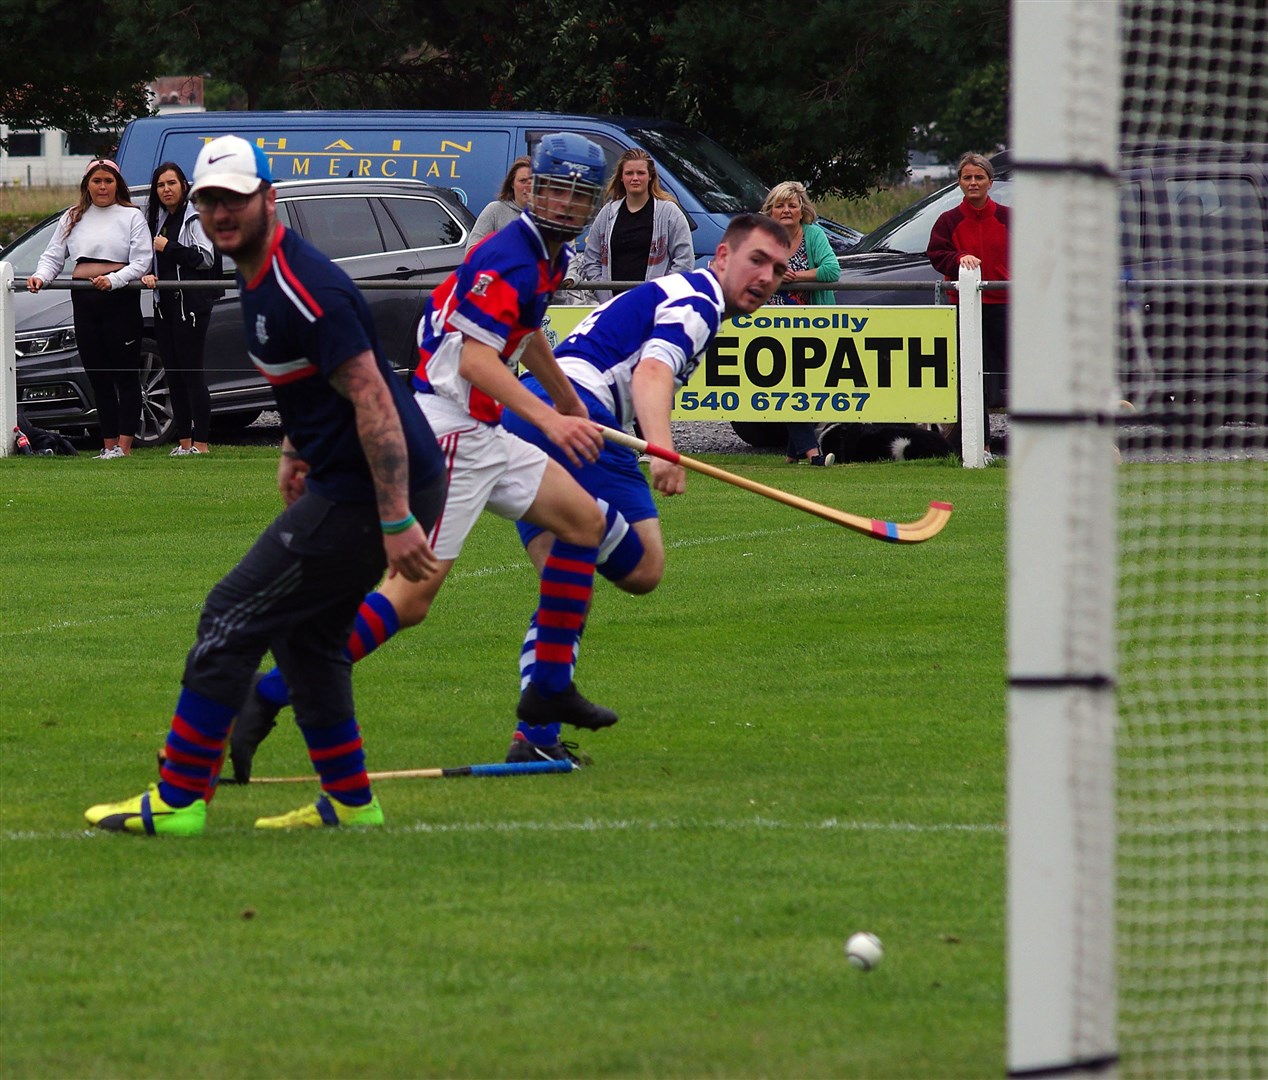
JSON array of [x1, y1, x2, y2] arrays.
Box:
[[3, 178, 474, 445], [832, 145, 1268, 420]]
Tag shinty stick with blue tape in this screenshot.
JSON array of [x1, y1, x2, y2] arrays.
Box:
[[251, 759, 575, 783], [599, 425, 953, 544]]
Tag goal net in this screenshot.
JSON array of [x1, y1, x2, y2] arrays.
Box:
[[1115, 2, 1267, 1075], [1008, 1, 1267, 1077]]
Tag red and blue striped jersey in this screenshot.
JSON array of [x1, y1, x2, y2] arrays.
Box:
[[239, 224, 443, 502], [414, 213, 573, 423]]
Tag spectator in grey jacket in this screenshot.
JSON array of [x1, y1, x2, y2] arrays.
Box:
[[575, 149, 693, 303], [466, 156, 532, 250]]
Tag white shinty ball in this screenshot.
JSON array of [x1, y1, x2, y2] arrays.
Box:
[[844, 931, 883, 970]]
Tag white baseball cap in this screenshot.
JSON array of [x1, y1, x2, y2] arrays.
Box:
[[190, 135, 274, 197]]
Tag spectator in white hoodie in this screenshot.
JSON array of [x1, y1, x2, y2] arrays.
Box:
[[28, 159, 152, 459]]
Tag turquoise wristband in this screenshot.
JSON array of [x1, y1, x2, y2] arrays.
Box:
[[380, 513, 417, 535]]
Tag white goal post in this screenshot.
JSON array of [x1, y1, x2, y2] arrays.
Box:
[[1, 262, 16, 456], [1007, 0, 1121, 1073]]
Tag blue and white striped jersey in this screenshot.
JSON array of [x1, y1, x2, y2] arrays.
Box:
[[555, 269, 725, 429]]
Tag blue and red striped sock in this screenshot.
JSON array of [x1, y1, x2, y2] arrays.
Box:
[[533, 540, 596, 696], [516, 613, 584, 746], [256, 591, 401, 708], [346, 591, 401, 662], [158, 688, 237, 807], [300, 718, 372, 807]]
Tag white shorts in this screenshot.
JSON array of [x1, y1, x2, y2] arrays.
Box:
[[418, 392, 549, 560]]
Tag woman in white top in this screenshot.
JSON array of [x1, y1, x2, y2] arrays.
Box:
[[28, 159, 152, 458], [466, 156, 532, 250], [576, 148, 694, 303]]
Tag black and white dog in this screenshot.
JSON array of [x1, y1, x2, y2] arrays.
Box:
[[818, 422, 956, 463]]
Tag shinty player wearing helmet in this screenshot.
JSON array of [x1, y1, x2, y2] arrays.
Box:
[[225, 133, 619, 776]]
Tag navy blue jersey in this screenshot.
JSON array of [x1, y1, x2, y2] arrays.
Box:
[[552, 269, 725, 429], [238, 225, 442, 503]]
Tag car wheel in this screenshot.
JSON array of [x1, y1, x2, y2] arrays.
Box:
[[730, 421, 787, 449], [134, 339, 174, 447]]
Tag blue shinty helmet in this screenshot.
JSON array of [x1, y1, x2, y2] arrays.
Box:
[[529, 132, 606, 239]]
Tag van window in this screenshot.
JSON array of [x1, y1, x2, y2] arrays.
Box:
[[526, 130, 626, 190], [1120, 181, 1144, 266], [293, 196, 386, 260], [630, 126, 770, 214], [1165, 176, 1266, 253], [382, 196, 464, 249]]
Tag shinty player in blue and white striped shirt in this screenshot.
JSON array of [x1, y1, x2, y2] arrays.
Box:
[[500, 212, 790, 761]]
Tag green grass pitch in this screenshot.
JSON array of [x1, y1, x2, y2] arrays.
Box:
[[0, 447, 1006, 1078]]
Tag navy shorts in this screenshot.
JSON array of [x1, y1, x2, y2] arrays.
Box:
[[502, 377, 657, 549], [182, 476, 446, 727]]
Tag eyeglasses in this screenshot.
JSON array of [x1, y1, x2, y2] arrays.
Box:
[[192, 189, 259, 212]]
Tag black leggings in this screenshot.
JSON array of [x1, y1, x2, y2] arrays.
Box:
[[72, 288, 143, 440], [155, 303, 211, 442], [981, 303, 1010, 411]]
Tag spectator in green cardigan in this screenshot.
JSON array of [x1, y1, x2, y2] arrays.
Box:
[[760, 180, 840, 465]]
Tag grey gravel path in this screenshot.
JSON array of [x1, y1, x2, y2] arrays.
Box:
[[245, 412, 1268, 463]]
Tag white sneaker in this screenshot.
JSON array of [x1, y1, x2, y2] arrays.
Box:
[[95, 446, 125, 460], [170, 445, 191, 456]]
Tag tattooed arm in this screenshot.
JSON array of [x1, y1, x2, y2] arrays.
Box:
[[329, 350, 438, 582]]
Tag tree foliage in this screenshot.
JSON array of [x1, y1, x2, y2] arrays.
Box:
[[914, 60, 1009, 163], [420, 0, 1009, 197], [662, 0, 1009, 195], [3, 0, 1009, 195], [118, 0, 493, 112], [0, 0, 154, 150]]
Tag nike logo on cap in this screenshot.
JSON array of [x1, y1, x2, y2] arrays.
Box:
[[207, 153, 238, 164]]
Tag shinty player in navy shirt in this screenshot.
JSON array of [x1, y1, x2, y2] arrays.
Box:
[[85, 136, 446, 835], [224, 133, 621, 779]]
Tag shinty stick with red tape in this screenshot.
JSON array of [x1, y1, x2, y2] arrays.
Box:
[[601, 425, 953, 544]]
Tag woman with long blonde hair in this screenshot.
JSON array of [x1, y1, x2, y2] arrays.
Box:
[[759, 180, 841, 465], [28, 159, 152, 458], [577, 148, 693, 302]]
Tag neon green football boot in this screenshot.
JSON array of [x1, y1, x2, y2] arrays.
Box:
[[85, 784, 207, 837], [255, 793, 383, 830]]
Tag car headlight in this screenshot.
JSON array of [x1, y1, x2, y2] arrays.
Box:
[[14, 327, 77, 357]]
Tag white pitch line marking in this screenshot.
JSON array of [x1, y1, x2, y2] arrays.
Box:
[[4, 815, 1005, 843]]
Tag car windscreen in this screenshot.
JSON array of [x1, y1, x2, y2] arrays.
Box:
[[630, 126, 770, 214], [1, 213, 63, 276], [854, 178, 1014, 256]]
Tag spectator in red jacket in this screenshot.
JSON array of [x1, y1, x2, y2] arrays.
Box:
[[926, 152, 1009, 452]]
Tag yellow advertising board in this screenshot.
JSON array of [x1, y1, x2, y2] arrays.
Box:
[[542, 305, 958, 423]]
